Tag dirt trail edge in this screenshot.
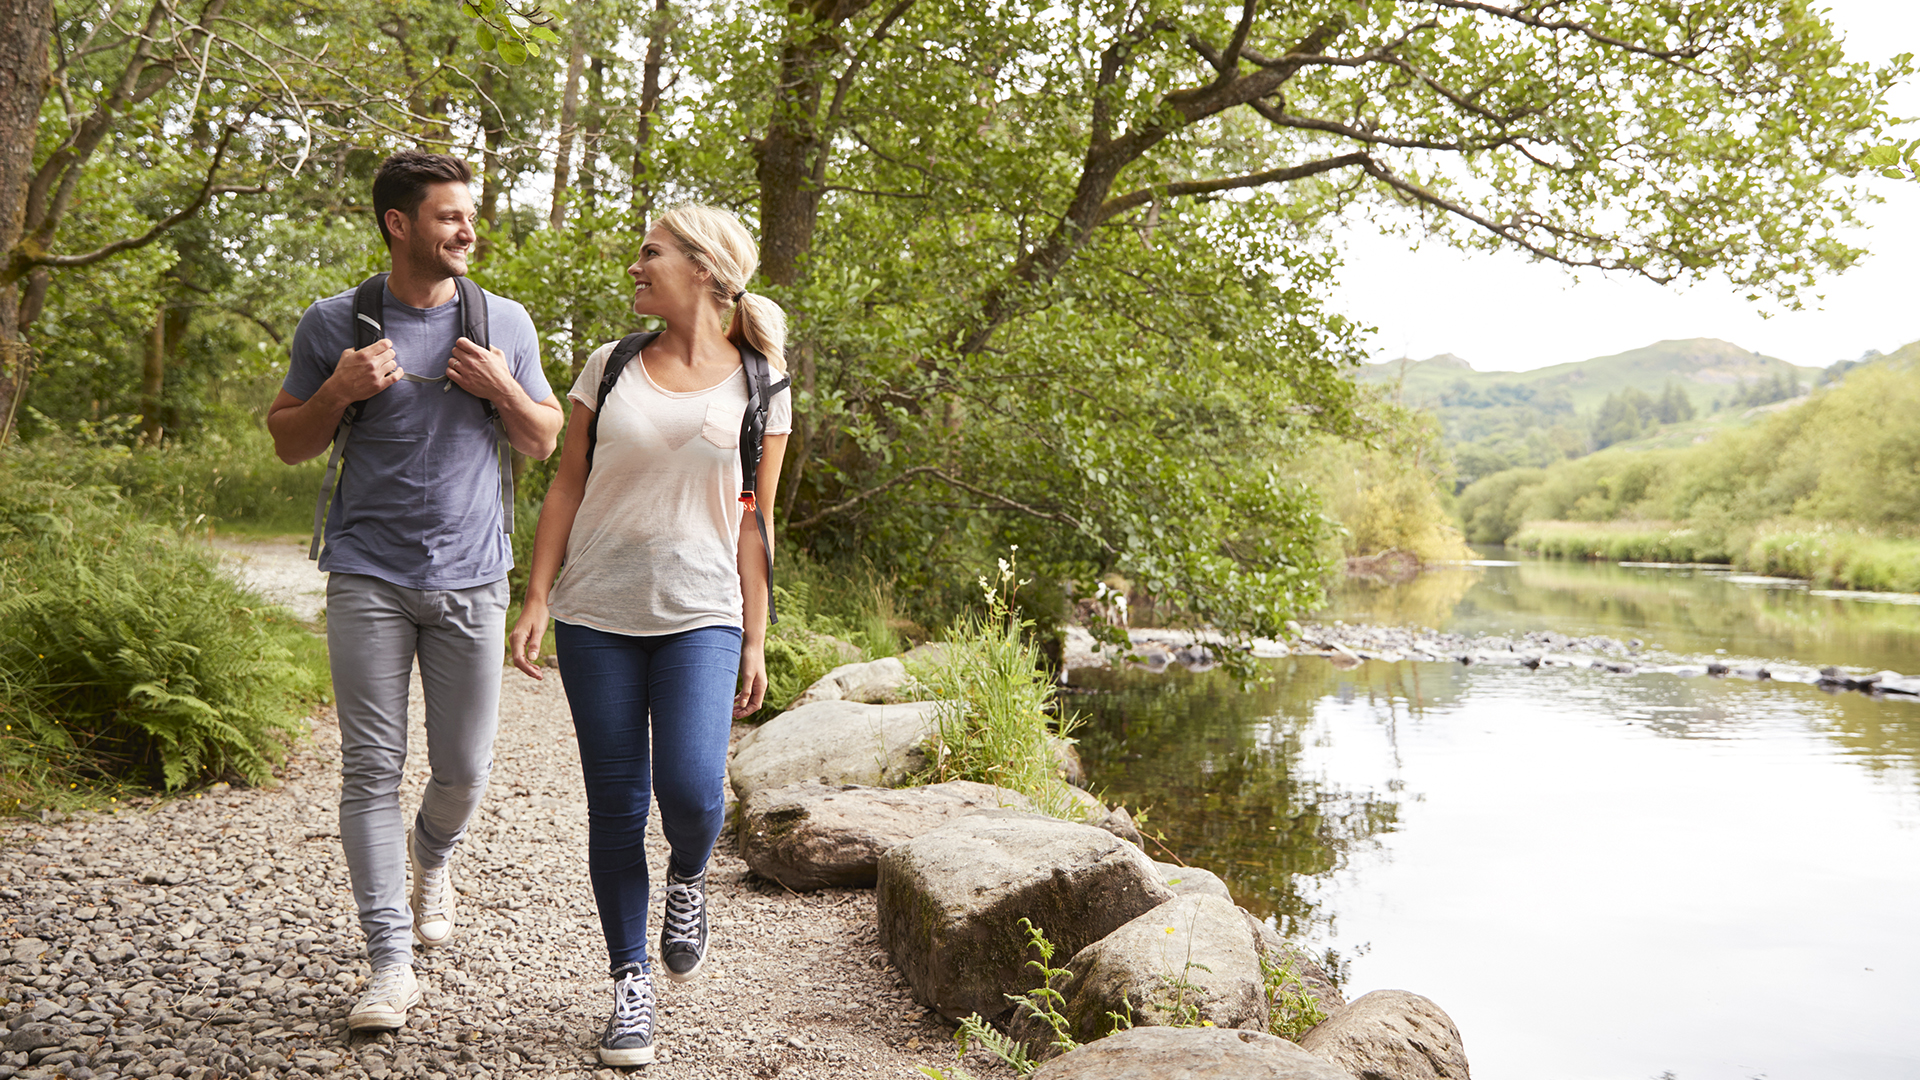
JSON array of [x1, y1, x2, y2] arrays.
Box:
[[1, 540, 978, 1080]]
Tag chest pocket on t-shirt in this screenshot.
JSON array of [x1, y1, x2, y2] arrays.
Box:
[[701, 400, 742, 449]]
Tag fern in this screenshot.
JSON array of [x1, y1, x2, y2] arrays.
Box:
[[0, 473, 322, 799]]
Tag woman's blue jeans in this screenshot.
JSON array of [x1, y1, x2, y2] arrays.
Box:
[[554, 620, 741, 972]]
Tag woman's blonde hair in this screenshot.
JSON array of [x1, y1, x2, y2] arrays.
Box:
[[653, 204, 788, 372]]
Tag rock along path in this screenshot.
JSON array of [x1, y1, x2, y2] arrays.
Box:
[[2, 539, 980, 1080]]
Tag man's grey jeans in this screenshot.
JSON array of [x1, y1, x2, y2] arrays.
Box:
[[327, 572, 508, 969]]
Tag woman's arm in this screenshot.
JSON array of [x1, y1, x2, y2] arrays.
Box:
[[508, 403, 595, 679], [733, 432, 790, 717]]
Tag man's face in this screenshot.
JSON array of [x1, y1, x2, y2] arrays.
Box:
[[393, 181, 477, 279]]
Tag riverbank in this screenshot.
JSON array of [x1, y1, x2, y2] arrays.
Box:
[[0, 672, 976, 1080], [1510, 520, 1920, 594]]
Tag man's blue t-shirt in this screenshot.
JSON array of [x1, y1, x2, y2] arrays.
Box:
[[284, 282, 550, 591]]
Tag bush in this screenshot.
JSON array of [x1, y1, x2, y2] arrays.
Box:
[[5, 423, 324, 535], [741, 559, 903, 723], [0, 472, 325, 803], [912, 552, 1080, 816]]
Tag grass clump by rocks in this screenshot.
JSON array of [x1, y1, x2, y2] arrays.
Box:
[[913, 551, 1081, 817], [0, 467, 327, 811]]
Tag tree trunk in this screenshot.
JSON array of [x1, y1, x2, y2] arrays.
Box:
[[579, 56, 604, 225], [630, 0, 669, 220], [754, 31, 833, 288], [139, 306, 165, 444], [550, 28, 587, 230], [0, 0, 55, 444], [477, 67, 504, 254], [752, 2, 890, 287]]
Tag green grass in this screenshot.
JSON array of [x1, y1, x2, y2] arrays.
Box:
[[1510, 520, 1735, 564], [1744, 527, 1920, 593], [1507, 520, 1920, 594], [911, 554, 1081, 815]]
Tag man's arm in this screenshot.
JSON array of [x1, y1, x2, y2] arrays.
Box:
[[267, 338, 402, 464], [446, 336, 563, 459]]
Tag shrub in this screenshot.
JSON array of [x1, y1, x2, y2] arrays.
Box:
[[913, 551, 1080, 815], [0, 472, 325, 802]]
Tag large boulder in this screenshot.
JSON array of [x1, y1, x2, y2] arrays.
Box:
[[1152, 861, 1233, 902], [1298, 989, 1469, 1080], [739, 781, 1035, 890], [1031, 1026, 1352, 1080], [789, 657, 917, 707], [728, 699, 941, 804], [876, 811, 1174, 1026], [1047, 894, 1270, 1047]]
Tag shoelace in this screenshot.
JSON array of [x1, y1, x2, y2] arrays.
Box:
[[364, 966, 409, 1003], [611, 970, 654, 1038], [660, 878, 704, 946], [417, 863, 450, 922]]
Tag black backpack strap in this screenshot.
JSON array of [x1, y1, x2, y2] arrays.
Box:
[[453, 276, 513, 537], [311, 273, 389, 560], [737, 344, 790, 624], [584, 331, 661, 472]]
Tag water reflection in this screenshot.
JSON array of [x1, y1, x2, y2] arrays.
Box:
[[1071, 660, 1424, 935], [1070, 554, 1920, 1079]]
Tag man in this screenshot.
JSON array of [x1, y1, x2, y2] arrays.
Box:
[[268, 151, 563, 1030]]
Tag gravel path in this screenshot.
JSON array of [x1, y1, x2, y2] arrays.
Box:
[[2, 540, 980, 1080]]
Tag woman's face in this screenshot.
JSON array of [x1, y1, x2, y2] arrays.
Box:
[[627, 225, 707, 317]]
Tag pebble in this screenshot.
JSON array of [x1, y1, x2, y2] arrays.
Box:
[[2, 664, 966, 1079], [1065, 621, 1919, 702]]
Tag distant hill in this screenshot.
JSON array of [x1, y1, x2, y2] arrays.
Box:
[[1355, 338, 1824, 414], [1353, 338, 1831, 487]]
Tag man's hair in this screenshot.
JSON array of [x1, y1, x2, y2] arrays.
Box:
[[371, 152, 474, 248]]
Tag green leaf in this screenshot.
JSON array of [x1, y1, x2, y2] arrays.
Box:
[[475, 24, 496, 50], [529, 25, 561, 43], [1880, 167, 1908, 180], [497, 38, 528, 64]]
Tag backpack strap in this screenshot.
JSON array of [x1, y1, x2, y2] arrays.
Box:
[[737, 343, 790, 624], [453, 275, 512, 538], [309, 274, 390, 560], [583, 331, 661, 472], [310, 275, 509, 561]]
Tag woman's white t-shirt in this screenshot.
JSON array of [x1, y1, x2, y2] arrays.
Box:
[[548, 340, 792, 637]]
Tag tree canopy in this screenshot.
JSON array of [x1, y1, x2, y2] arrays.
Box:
[[0, 0, 1908, 637]]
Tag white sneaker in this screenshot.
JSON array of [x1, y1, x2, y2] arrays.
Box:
[[409, 829, 455, 946], [347, 964, 421, 1031]]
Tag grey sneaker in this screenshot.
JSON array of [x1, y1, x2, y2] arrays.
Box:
[[408, 828, 455, 946], [598, 964, 655, 1066], [659, 869, 709, 982], [347, 964, 420, 1031]]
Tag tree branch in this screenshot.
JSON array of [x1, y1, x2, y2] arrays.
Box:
[[1357, 157, 1677, 280], [1098, 152, 1372, 223], [18, 127, 264, 272], [789, 464, 1116, 554]]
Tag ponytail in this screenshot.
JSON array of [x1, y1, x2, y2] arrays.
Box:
[[728, 293, 788, 373]]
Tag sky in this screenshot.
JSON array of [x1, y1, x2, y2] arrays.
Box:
[[1324, 1, 1919, 372]]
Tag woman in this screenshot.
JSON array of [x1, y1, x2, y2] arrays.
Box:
[[508, 204, 790, 1067]]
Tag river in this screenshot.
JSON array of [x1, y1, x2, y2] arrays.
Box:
[[1068, 552, 1920, 1080]]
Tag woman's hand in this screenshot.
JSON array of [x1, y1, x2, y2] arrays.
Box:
[[733, 639, 768, 719], [509, 597, 550, 680]]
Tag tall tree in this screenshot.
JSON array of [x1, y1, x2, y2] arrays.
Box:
[[672, 0, 1907, 636]]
